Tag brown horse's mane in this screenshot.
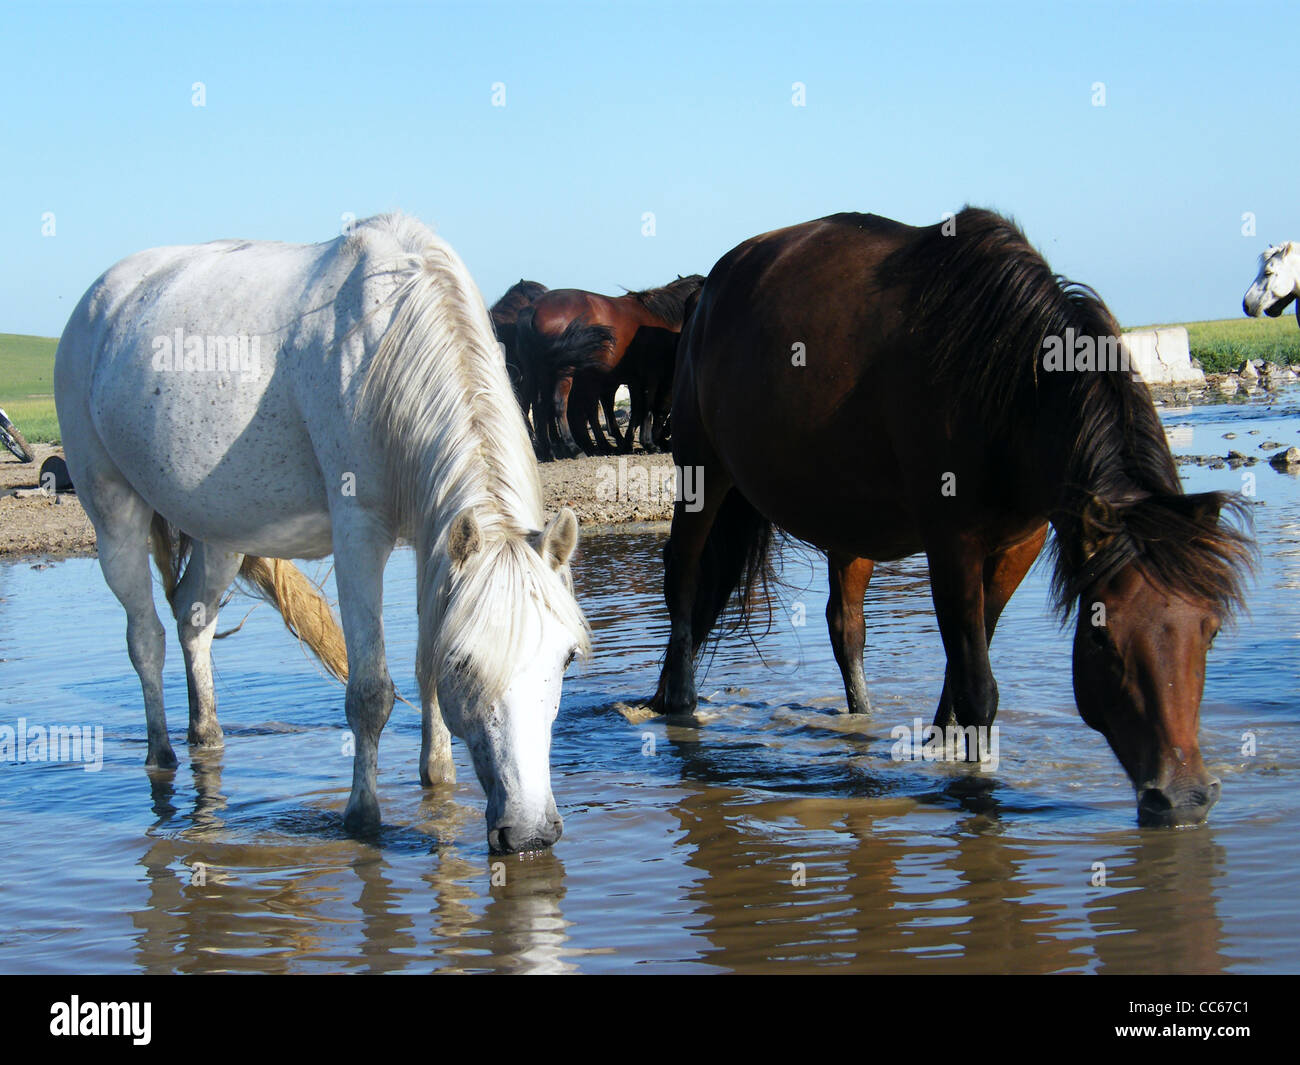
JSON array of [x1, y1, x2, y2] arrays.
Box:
[[491, 279, 548, 327], [624, 274, 705, 327], [880, 206, 1252, 620]]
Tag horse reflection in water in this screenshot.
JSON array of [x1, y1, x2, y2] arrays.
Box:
[[131, 768, 574, 973], [657, 731, 1229, 972]]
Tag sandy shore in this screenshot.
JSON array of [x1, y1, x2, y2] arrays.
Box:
[[3, 376, 1251, 561], [0, 445, 96, 558], [0, 446, 676, 560]]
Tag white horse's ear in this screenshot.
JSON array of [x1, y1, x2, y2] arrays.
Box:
[[538, 507, 579, 571], [448, 508, 482, 566]]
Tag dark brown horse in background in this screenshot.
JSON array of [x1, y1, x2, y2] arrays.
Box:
[[560, 323, 683, 456], [490, 279, 548, 446], [517, 275, 703, 460], [651, 207, 1253, 828], [515, 307, 617, 459]]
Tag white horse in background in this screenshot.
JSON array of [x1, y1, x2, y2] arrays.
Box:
[[54, 213, 589, 854], [1243, 241, 1300, 320]]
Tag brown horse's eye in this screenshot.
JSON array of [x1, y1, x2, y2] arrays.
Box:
[[1203, 617, 1222, 650]]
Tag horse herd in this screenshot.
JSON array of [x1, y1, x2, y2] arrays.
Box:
[[53, 206, 1257, 855], [491, 273, 703, 461]]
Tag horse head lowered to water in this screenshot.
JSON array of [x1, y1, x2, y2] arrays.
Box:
[[55, 213, 588, 854]]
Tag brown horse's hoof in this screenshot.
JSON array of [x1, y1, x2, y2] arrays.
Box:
[[650, 688, 697, 718]]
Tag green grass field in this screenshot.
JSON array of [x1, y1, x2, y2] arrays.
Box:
[[1132, 315, 1300, 375], [3, 314, 1298, 447], [0, 333, 60, 443]]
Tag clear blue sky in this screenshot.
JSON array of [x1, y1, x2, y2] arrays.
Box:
[[2, 0, 1291, 337]]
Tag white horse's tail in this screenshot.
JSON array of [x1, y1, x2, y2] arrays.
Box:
[[149, 514, 349, 683]]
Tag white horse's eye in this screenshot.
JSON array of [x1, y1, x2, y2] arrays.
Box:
[[564, 649, 578, 669]]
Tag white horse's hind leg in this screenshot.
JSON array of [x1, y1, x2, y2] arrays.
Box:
[[171, 543, 243, 748], [93, 493, 176, 769], [332, 529, 395, 833]]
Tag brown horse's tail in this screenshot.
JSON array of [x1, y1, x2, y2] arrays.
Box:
[[682, 490, 777, 656], [535, 315, 617, 376], [148, 513, 349, 683]]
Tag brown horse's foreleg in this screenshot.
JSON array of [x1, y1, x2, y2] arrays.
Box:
[[597, 384, 625, 451], [826, 553, 875, 714], [552, 374, 583, 459], [650, 461, 732, 716], [578, 380, 616, 455], [932, 526, 1048, 728], [926, 535, 997, 730], [649, 375, 673, 451], [628, 381, 652, 454], [568, 385, 601, 457], [586, 400, 613, 455], [516, 361, 539, 450], [651, 500, 724, 715], [534, 371, 557, 461], [638, 409, 657, 454]]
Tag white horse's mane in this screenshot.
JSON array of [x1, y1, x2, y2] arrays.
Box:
[[1260, 241, 1299, 266], [355, 213, 588, 700]]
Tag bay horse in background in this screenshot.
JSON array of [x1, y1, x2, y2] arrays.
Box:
[[517, 275, 704, 460], [551, 323, 685, 457], [516, 310, 617, 459], [652, 207, 1253, 828], [490, 279, 548, 444], [616, 323, 683, 453]]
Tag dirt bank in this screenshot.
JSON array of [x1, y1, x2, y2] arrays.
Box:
[[0, 446, 676, 560], [0, 445, 96, 558]]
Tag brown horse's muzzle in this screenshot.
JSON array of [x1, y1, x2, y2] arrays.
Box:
[[1136, 774, 1221, 827]]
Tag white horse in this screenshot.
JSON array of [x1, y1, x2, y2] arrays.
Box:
[[1243, 241, 1300, 320], [54, 213, 589, 854]]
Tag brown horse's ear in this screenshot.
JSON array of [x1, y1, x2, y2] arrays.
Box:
[[1158, 491, 1223, 527], [448, 508, 482, 566], [1080, 495, 1122, 558]]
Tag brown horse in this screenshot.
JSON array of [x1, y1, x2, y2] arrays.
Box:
[[566, 324, 683, 456], [490, 279, 548, 443], [515, 307, 617, 459], [517, 276, 703, 460], [651, 208, 1253, 828]]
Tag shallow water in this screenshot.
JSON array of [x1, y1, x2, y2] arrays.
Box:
[[1, 389, 1298, 973]]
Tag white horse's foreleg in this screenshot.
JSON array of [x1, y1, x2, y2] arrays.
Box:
[[333, 530, 394, 834], [171, 543, 243, 748], [419, 681, 455, 787], [94, 495, 175, 769]]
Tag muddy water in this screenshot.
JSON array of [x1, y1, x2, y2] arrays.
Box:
[[1, 391, 1298, 973]]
